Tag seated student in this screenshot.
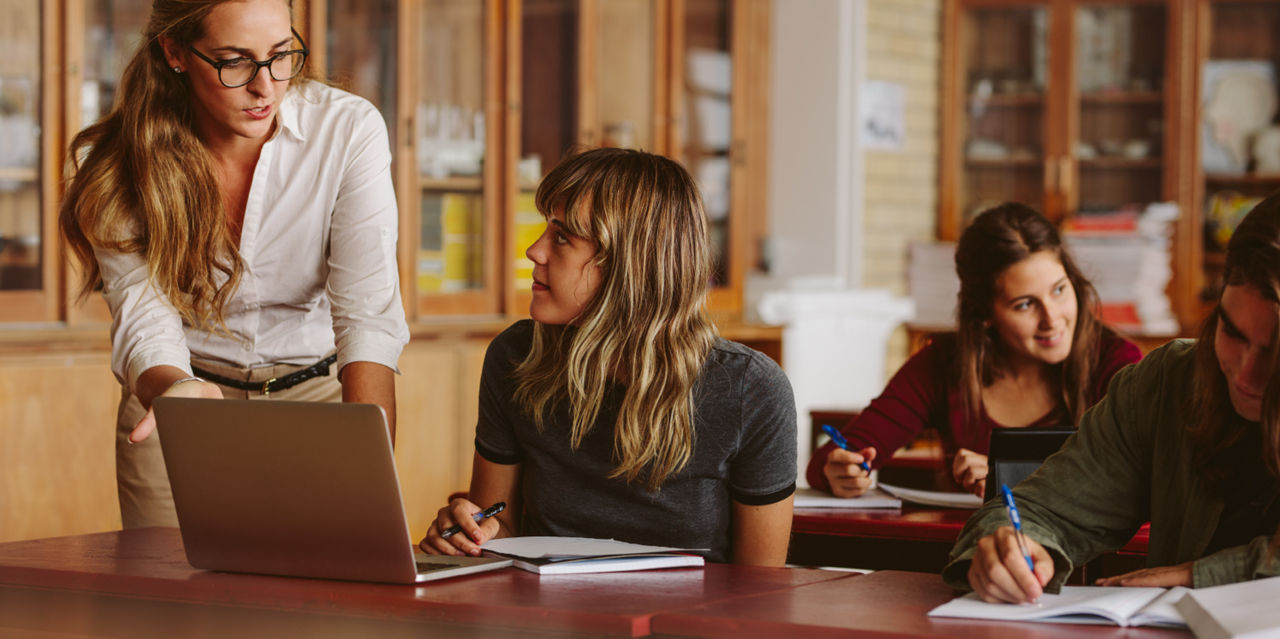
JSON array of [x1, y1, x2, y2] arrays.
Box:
[[807, 203, 1141, 498], [945, 193, 1280, 601], [418, 148, 797, 566]]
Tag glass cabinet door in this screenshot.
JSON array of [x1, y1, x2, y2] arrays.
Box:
[[590, 0, 656, 151], [515, 0, 577, 314], [954, 5, 1050, 228], [1197, 2, 1280, 308], [0, 1, 44, 296], [79, 0, 149, 128], [410, 0, 495, 315], [1072, 3, 1167, 214], [65, 0, 151, 323], [681, 0, 735, 293]]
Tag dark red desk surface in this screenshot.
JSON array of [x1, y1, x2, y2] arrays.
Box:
[[790, 506, 1150, 578], [650, 569, 1189, 639], [0, 528, 851, 638]]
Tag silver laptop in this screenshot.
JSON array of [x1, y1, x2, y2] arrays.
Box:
[[152, 397, 511, 584]]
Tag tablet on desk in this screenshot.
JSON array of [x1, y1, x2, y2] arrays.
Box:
[[982, 428, 1074, 502]]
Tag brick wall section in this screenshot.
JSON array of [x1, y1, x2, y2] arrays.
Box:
[[863, 0, 942, 374]]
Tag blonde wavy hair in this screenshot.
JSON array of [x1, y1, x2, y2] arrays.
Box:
[[59, 0, 309, 329], [514, 148, 718, 492]]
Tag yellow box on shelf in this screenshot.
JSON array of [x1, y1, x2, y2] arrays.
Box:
[[513, 192, 544, 290]]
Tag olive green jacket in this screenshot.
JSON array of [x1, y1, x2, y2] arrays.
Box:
[[943, 339, 1280, 591]]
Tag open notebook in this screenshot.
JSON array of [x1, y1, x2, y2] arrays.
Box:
[[878, 482, 983, 509], [928, 586, 1189, 628], [482, 536, 706, 575], [793, 487, 901, 509]]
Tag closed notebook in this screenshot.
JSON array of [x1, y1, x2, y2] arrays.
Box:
[[1175, 575, 1280, 639], [928, 586, 1189, 628], [482, 536, 706, 575]]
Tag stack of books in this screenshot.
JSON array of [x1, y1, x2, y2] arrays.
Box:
[[1062, 202, 1180, 336], [418, 192, 484, 294], [907, 240, 960, 329]]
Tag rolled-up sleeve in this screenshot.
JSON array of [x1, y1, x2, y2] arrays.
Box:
[[94, 246, 193, 391], [326, 102, 409, 373]]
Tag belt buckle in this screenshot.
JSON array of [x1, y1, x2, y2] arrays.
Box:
[[262, 377, 277, 396]]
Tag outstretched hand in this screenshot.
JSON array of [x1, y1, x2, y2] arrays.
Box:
[[130, 379, 223, 443]]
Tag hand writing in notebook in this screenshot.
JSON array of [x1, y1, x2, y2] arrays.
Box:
[[421, 496, 511, 557], [968, 525, 1054, 604]]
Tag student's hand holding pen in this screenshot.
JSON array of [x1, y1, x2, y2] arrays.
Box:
[[420, 498, 506, 557], [967, 526, 1054, 604], [822, 446, 878, 498]]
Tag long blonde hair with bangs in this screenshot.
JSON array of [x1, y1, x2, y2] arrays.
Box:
[[514, 148, 717, 492], [59, 0, 307, 329]]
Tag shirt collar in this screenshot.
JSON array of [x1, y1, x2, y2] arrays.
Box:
[[274, 86, 307, 143]]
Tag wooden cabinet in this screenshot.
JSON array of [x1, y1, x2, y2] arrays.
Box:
[[310, 0, 771, 323], [0, 1, 59, 321], [940, 0, 1199, 329], [0, 0, 770, 329]]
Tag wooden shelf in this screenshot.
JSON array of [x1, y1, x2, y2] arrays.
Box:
[[967, 92, 1044, 108], [1080, 90, 1163, 105], [963, 156, 1041, 168], [419, 176, 483, 191], [0, 167, 38, 182], [1079, 157, 1163, 169], [1204, 173, 1280, 187]]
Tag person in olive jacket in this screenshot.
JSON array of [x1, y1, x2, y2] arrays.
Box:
[[944, 191, 1280, 603]]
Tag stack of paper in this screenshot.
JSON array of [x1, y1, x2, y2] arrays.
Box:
[[908, 241, 959, 329]]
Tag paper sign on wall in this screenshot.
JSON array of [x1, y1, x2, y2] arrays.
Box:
[[860, 80, 905, 150]]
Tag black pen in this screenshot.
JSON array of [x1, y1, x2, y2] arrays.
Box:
[[440, 502, 506, 539]]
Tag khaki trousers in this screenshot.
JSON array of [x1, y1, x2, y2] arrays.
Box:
[[116, 357, 343, 529]]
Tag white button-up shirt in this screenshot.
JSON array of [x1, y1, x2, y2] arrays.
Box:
[[95, 82, 409, 391]]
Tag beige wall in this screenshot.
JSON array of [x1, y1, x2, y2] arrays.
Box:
[[862, 0, 942, 373]]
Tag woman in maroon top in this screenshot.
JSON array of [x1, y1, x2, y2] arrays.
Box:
[[807, 203, 1142, 498]]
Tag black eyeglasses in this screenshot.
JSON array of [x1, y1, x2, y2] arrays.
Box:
[[187, 27, 309, 88]]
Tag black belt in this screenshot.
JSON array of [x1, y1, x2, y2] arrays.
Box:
[[191, 354, 337, 396]]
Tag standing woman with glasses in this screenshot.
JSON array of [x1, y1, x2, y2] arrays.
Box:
[[59, 0, 409, 529]]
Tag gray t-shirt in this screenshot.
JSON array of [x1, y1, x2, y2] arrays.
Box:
[[475, 320, 797, 563]]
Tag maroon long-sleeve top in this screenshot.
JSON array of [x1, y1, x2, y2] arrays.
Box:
[[805, 332, 1143, 492]]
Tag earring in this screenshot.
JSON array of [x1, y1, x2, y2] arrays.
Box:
[[172, 66, 183, 74]]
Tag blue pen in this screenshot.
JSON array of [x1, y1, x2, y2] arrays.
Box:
[[440, 502, 506, 539], [822, 424, 871, 473], [1000, 485, 1036, 574]]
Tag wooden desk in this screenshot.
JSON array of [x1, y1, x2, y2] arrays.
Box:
[[789, 506, 1152, 581], [650, 569, 1189, 638], [789, 506, 976, 572], [0, 528, 850, 638]]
